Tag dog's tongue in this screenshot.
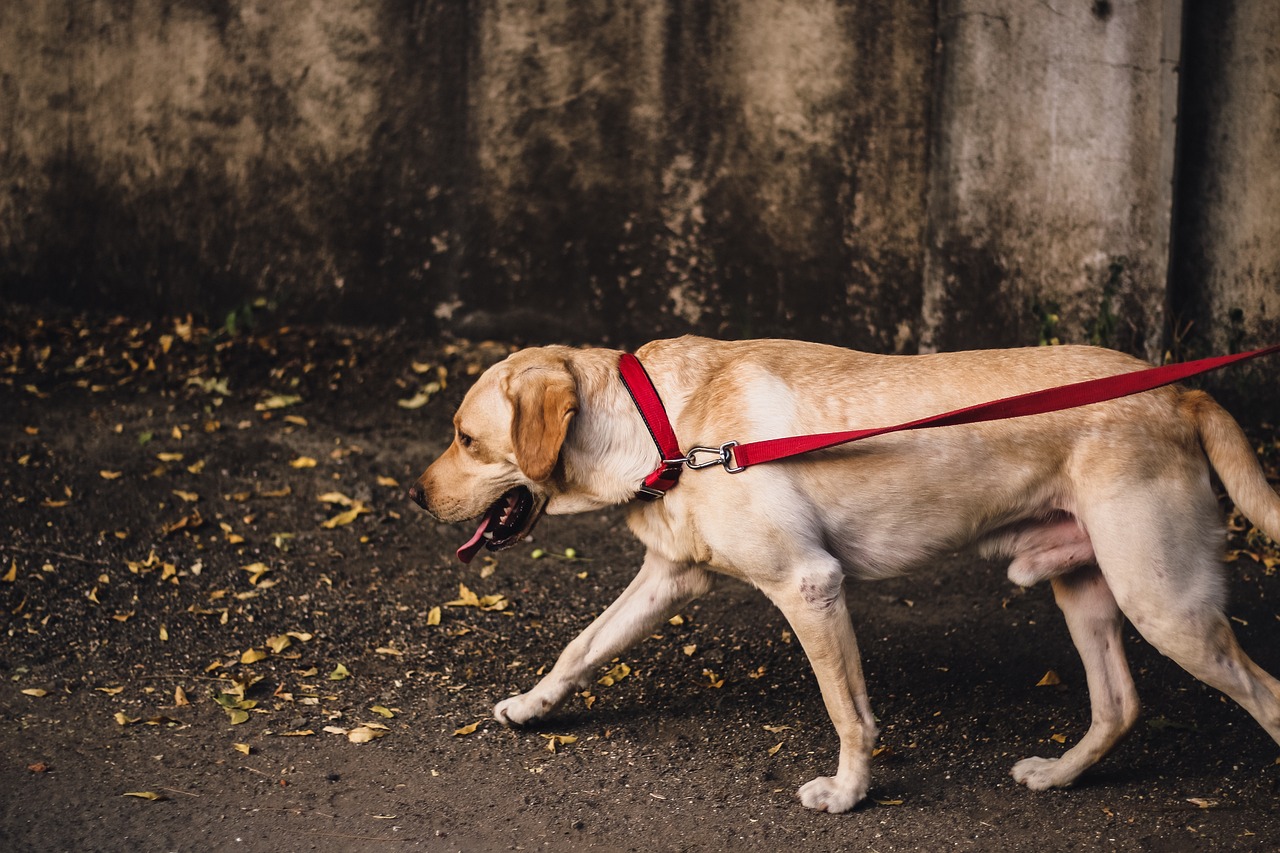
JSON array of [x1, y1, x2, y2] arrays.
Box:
[[456, 503, 501, 564]]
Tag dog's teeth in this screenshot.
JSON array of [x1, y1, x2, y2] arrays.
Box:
[[483, 531, 495, 540]]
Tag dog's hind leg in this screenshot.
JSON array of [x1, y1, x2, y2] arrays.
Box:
[[494, 551, 713, 726], [760, 553, 878, 813], [1012, 563, 1140, 789], [1085, 487, 1280, 758]]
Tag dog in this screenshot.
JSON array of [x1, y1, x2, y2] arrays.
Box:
[[408, 336, 1280, 812]]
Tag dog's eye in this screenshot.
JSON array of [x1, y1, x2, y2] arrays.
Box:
[[457, 432, 474, 449]]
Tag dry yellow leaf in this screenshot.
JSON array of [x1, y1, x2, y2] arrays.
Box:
[[453, 721, 482, 736], [762, 724, 790, 733], [240, 648, 268, 664], [427, 606, 442, 626], [542, 734, 578, 753], [258, 486, 292, 498], [371, 705, 396, 719], [96, 686, 125, 696], [266, 634, 292, 654], [173, 686, 190, 706], [668, 614, 684, 626], [321, 504, 369, 529], [702, 669, 725, 689], [446, 584, 481, 608], [375, 646, 403, 656], [226, 709, 250, 725], [289, 456, 317, 469], [286, 631, 314, 642], [279, 729, 315, 737], [377, 476, 399, 487], [172, 490, 199, 502], [21, 688, 47, 698], [2, 561, 15, 583], [159, 624, 169, 642], [1050, 733, 1067, 743], [682, 644, 697, 656], [318, 491, 354, 505], [329, 663, 351, 681], [100, 470, 123, 480], [156, 452, 183, 462], [122, 791, 165, 801], [768, 742, 783, 757], [114, 712, 140, 726], [347, 725, 388, 744], [1036, 670, 1062, 687], [233, 743, 251, 755], [598, 662, 631, 687]]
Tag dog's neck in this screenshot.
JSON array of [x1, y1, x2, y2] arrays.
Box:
[[548, 348, 666, 514]]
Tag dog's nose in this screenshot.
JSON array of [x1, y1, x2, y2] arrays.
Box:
[[407, 482, 427, 510]]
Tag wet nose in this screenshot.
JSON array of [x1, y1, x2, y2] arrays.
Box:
[[408, 482, 427, 510]]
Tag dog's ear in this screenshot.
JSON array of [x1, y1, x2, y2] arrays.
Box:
[[509, 364, 578, 482]]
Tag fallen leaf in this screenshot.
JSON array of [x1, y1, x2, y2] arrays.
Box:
[[173, 686, 190, 707], [598, 662, 631, 687], [874, 798, 905, 806], [240, 562, 271, 585], [258, 486, 292, 498], [542, 734, 577, 753], [266, 634, 292, 654], [426, 606, 442, 626], [240, 648, 268, 664], [159, 624, 169, 642], [114, 712, 141, 726], [278, 730, 314, 737], [702, 669, 725, 689], [225, 709, 250, 725], [1050, 733, 1067, 744], [256, 394, 302, 411], [377, 476, 399, 487], [762, 724, 790, 734], [329, 663, 351, 681], [286, 631, 313, 642], [96, 686, 126, 696], [21, 688, 48, 698], [347, 725, 388, 744], [453, 721, 482, 736], [321, 504, 369, 529], [375, 646, 403, 657], [1036, 670, 1062, 687], [27, 762, 49, 773], [100, 470, 123, 480], [156, 452, 184, 463], [682, 644, 697, 656], [317, 491, 354, 505], [768, 742, 783, 757], [289, 456, 317, 469], [122, 791, 166, 801], [171, 490, 199, 502], [371, 705, 396, 719], [233, 743, 251, 755], [2, 561, 15, 583], [668, 614, 685, 626], [1187, 797, 1218, 809]]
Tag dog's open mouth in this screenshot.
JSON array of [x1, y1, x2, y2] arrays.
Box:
[[456, 486, 540, 563]]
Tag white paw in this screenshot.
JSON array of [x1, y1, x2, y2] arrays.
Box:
[[797, 773, 868, 813], [1011, 756, 1073, 791], [493, 692, 551, 727]]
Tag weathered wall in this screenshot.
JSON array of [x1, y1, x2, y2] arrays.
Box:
[[1173, 0, 1280, 373], [923, 0, 1181, 362], [0, 0, 934, 350], [0, 0, 1277, 379]]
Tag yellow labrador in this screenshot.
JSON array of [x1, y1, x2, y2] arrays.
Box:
[[409, 336, 1280, 812]]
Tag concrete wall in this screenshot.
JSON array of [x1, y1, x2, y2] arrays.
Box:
[[1174, 0, 1280, 373], [923, 0, 1181, 363], [0, 1, 1276, 382]]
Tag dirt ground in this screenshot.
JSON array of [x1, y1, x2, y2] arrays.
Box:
[[2, 308, 1279, 852]]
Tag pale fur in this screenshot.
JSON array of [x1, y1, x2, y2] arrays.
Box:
[[412, 336, 1280, 813]]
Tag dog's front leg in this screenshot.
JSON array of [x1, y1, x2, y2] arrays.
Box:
[[494, 551, 714, 726], [762, 556, 877, 813]]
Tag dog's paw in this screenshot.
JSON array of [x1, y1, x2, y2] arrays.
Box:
[[493, 692, 551, 727], [1011, 756, 1074, 791], [797, 774, 868, 813]]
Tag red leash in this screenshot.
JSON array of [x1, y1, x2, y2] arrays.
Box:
[[620, 343, 1280, 499]]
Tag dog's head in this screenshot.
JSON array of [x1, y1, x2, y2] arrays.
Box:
[[408, 349, 578, 562]]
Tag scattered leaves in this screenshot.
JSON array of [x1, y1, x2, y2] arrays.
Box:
[[122, 791, 166, 801]]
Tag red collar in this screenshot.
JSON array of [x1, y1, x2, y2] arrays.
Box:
[[618, 353, 685, 499], [618, 352, 743, 500]]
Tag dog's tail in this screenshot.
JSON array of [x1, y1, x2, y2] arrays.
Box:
[[1185, 390, 1280, 542]]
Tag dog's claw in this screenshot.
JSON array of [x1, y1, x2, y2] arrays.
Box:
[[494, 691, 554, 727]]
